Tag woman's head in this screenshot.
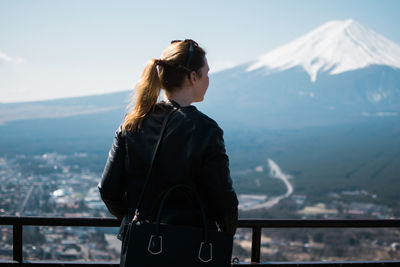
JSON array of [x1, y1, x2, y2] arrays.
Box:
[[158, 40, 206, 91], [123, 39, 207, 131]]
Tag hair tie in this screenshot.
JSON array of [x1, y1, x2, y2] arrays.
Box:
[[155, 59, 163, 66]]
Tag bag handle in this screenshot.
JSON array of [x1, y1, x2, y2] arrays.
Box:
[[132, 105, 179, 222], [153, 184, 210, 243]]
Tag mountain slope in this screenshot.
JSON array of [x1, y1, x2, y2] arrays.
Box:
[[198, 64, 400, 129], [247, 19, 400, 82], [0, 90, 129, 125]]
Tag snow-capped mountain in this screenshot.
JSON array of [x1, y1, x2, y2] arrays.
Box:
[[247, 19, 400, 82], [196, 19, 400, 129]]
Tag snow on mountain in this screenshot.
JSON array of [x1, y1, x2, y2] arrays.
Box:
[[247, 19, 400, 82]]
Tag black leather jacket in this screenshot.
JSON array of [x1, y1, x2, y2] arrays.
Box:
[[98, 99, 238, 239]]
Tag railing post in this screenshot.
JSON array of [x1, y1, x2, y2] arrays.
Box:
[[13, 223, 23, 262], [251, 225, 261, 263]]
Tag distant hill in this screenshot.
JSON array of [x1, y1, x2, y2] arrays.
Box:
[[0, 90, 130, 125]]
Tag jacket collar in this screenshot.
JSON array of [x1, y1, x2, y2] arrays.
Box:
[[165, 98, 197, 111], [166, 99, 181, 108]]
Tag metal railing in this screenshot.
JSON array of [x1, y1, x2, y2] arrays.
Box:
[[0, 216, 400, 266]]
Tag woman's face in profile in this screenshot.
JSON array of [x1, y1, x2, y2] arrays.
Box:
[[193, 56, 210, 102]]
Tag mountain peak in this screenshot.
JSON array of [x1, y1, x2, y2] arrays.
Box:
[[320, 18, 355, 31], [247, 19, 400, 82]]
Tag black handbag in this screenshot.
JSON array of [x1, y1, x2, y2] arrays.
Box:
[[120, 106, 234, 266]]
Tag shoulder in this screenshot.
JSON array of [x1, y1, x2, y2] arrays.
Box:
[[154, 101, 224, 140], [114, 124, 126, 144], [183, 105, 223, 136], [115, 124, 124, 137]]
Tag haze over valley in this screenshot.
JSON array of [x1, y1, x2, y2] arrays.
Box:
[[1, 19, 400, 217]]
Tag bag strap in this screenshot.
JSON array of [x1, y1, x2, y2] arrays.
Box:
[[132, 105, 179, 222], [153, 184, 210, 242]]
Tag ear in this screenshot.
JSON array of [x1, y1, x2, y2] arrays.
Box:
[[189, 71, 197, 84]]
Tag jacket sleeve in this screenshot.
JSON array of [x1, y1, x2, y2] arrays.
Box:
[[98, 125, 128, 220], [200, 126, 238, 235]]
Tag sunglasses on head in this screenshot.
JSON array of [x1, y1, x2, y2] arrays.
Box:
[[170, 39, 199, 68]]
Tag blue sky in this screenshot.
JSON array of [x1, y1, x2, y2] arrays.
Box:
[[1, 0, 399, 103]]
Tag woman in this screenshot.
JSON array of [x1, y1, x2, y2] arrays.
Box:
[[98, 39, 238, 256]]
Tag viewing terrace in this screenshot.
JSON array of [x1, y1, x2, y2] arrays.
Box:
[[0, 216, 399, 266]]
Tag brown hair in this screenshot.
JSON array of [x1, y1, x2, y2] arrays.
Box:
[[123, 40, 206, 132]]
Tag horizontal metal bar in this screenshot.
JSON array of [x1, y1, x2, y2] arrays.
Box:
[[0, 216, 120, 227], [0, 261, 119, 266], [1, 216, 399, 228], [240, 261, 400, 266], [237, 219, 400, 228], [0, 260, 400, 266]]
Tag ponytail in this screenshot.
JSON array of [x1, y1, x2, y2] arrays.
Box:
[[123, 40, 205, 132], [123, 59, 161, 132]]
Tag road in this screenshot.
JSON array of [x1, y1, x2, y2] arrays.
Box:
[[239, 158, 294, 211]]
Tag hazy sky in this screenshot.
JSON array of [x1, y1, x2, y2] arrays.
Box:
[[1, 0, 399, 103]]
